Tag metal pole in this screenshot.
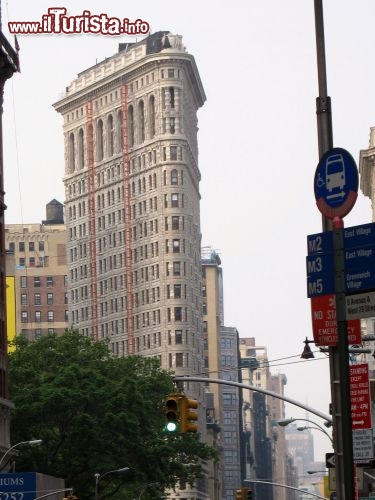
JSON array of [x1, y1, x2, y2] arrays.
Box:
[[173, 376, 332, 423], [313, 2, 355, 499], [244, 479, 326, 499]]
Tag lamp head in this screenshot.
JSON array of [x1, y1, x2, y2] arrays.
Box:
[[301, 337, 315, 359], [28, 440, 42, 445], [277, 418, 295, 427]]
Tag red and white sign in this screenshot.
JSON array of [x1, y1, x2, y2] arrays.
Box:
[[311, 294, 361, 346], [350, 363, 372, 430]]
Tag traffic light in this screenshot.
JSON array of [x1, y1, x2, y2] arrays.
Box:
[[180, 396, 198, 433], [235, 489, 243, 500], [164, 394, 181, 433], [246, 488, 253, 500]]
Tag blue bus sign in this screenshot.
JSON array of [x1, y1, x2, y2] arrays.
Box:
[[314, 147, 358, 219]]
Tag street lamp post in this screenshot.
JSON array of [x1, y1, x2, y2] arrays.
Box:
[[277, 417, 333, 444], [296, 425, 333, 446], [0, 439, 42, 470], [94, 467, 129, 500]]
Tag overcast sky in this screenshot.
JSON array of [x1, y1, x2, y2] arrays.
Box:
[[2, 1, 375, 463]]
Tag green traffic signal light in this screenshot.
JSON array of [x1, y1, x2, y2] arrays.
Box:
[[165, 394, 180, 433]]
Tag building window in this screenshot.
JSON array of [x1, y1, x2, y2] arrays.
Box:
[[29, 257, 35, 267], [107, 114, 114, 156], [48, 328, 54, 334], [19, 242, 25, 252], [170, 147, 177, 161], [19, 258, 25, 267], [172, 216, 179, 230], [171, 193, 179, 207], [173, 262, 181, 276], [68, 132, 75, 172], [34, 293, 41, 306], [78, 128, 85, 169], [35, 311, 41, 323], [169, 87, 175, 108], [46, 276, 54, 287], [223, 392, 237, 406], [172, 239, 180, 253], [20, 294, 27, 306], [128, 105, 134, 147], [116, 110, 123, 153], [149, 95, 155, 138], [47, 311, 54, 322], [29, 241, 35, 251], [170, 170, 178, 185], [34, 329, 42, 339], [21, 311, 28, 323], [34, 276, 41, 287], [138, 100, 145, 142], [46, 293, 53, 305], [170, 117, 175, 134], [20, 276, 27, 288], [96, 119, 104, 161], [175, 353, 183, 367], [174, 284, 181, 298], [174, 307, 182, 321], [65, 310, 69, 321], [8, 242, 15, 252], [38, 241, 45, 251], [175, 330, 182, 344]]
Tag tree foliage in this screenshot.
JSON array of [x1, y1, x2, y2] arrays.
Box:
[[8, 331, 216, 499]]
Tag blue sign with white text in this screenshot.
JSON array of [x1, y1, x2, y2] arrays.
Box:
[[306, 222, 375, 296], [0, 472, 36, 500]]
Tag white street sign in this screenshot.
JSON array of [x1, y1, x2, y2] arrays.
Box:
[[353, 428, 374, 462], [346, 291, 375, 319]]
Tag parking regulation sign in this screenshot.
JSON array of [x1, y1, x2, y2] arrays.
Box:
[[314, 147, 358, 219]]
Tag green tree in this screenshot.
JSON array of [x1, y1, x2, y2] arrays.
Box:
[[8, 331, 216, 499]]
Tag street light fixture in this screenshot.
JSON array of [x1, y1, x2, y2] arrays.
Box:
[[0, 439, 42, 470], [296, 425, 333, 445], [277, 417, 333, 447], [94, 467, 129, 500], [278, 416, 331, 429]]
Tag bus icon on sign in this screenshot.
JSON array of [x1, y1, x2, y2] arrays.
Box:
[[326, 153, 346, 192]]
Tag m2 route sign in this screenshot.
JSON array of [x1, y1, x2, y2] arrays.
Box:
[[311, 294, 361, 346]]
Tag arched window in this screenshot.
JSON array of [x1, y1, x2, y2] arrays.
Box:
[[117, 110, 123, 152], [128, 106, 134, 147], [149, 95, 155, 138], [138, 100, 145, 143], [97, 119, 104, 161], [78, 128, 84, 169], [107, 115, 114, 157], [68, 132, 75, 172]]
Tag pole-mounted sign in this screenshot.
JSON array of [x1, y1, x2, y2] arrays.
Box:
[[314, 147, 358, 219]]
